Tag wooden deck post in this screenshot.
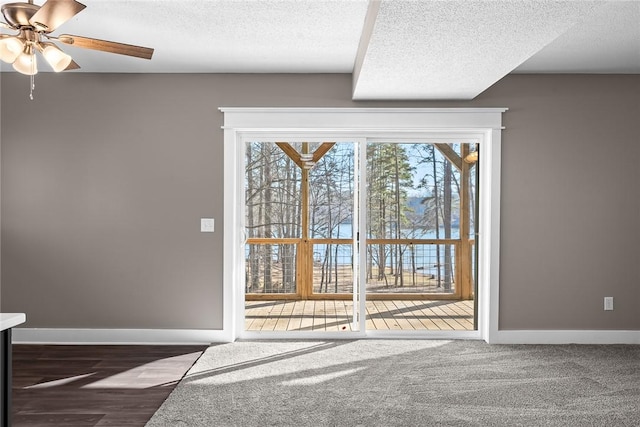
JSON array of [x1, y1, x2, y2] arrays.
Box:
[[459, 144, 473, 300], [434, 143, 473, 300], [300, 142, 311, 298]]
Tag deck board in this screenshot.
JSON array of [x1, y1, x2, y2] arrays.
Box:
[[245, 300, 474, 332], [412, 303, 441, 330], [336, 300, 352, 331], [299, 300, 315, 331]]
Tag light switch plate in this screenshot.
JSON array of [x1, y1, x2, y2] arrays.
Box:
[[604, 297, 613, 311], [201, 218, 215, 232]]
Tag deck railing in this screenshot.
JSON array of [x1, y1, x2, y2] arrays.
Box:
[[245, 238, 474, 300]]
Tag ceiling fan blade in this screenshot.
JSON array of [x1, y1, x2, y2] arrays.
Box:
[[29, 0, 86, 33], [64, 59, 80, 71], [58, 34, 154, 60]]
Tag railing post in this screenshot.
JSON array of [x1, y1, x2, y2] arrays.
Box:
[[460, 144, 473, 300]]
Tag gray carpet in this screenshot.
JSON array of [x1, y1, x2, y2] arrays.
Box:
[[146, 340, 640, 426]]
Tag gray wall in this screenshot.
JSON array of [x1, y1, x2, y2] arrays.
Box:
[[1, 73, 638, 330]]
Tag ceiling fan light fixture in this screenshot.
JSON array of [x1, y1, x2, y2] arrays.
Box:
[[0, 0, 153, 99], [41, 42, 71, 72], [0, 35, 25, 63], [12, 46, 37, 75]]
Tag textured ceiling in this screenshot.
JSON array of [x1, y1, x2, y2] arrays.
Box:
[[0, 0, 638, 100], [39, 0, 370, 73], [352, 0, 604, 100]]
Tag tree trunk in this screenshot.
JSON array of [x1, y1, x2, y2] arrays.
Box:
[[263, 145, 273, 292], [282, 159, 295, 291], [378, 197, 386, 283], [334, 243, 340, 293], [443, 159, 452, 292], [246, 145, 260, 292], [394, 145, 403, 287], [432, 146, 442, 288]]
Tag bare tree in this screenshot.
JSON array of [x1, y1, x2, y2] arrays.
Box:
[[443, 158, 453, 291]]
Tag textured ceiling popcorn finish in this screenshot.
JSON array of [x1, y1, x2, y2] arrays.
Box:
[[0, 0, 638, 100], [352, 0, 602, 100]]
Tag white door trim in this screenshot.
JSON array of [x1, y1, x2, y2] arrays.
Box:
[[221, 108, 507, 343]]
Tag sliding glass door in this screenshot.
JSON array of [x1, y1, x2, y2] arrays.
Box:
[[362, 141, 477, 331], [242, 138, 478, 334], [244, 141, 361, 332]]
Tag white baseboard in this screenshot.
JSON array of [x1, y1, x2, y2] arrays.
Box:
[[11, 328, 640, 345], [492, 330, 640, 345], [12, 328, 233, 345]]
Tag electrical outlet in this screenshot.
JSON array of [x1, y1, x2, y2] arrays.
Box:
[[604, 297, 614, 311]]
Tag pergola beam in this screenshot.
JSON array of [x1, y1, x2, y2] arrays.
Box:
[[275, 142, 303, 168], [276, 142, 336, 169], [313, 142, 335, 162], [434, 144, 463, 171]]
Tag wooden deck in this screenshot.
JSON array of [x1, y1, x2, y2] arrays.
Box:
[[245, 300, 474, 332]]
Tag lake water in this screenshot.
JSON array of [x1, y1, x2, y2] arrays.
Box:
[[248, 226, 465, 274]]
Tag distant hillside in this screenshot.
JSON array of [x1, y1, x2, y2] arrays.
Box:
[[405, 196, 459, 228]]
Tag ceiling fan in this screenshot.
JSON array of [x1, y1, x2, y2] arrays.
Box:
[[0, 0, 153, 96]]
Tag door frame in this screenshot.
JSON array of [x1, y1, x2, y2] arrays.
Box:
[[221, 108, 506, 342]]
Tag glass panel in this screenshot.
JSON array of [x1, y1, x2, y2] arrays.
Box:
[[245, 142, 302, 239], [366, 143, 461, 240], [309, 143, 355, 239], [245, 243, 297, 294], [312, 243, 354, 294], [365, 243, 456, 294]]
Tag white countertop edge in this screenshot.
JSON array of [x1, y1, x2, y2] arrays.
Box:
[[0, 313, 26, 331]]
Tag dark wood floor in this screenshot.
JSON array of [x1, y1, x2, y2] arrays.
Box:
[[11, 345, 207, 426]]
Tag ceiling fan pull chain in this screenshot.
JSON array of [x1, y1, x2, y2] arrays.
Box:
[[29, 73, 35, 101], [29, 51, 35, 100]]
